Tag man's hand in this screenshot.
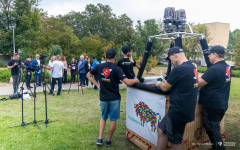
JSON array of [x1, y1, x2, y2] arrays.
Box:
[[155, 81, 162, 87], [37, 64, 40, 67], [14, 62, 19, 66], [28, 72, 30, 75]]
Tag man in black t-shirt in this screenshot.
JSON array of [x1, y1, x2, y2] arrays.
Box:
[[87, 48, 139, 147], [155, 46, 198, 150], [7, 53, 23, 94], [198, 46, 231, 150], [117, 45, 140, 79]]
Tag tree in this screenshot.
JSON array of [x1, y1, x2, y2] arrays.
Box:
[[134, 19, 169, 57], [182, 23, 211, 60], [233, 31, 240, 69], [59, 3, 135, 46]]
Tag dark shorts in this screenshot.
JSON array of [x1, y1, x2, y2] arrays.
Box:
[[158, 113, 187, 144]]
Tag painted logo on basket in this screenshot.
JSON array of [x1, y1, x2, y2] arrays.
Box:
[[134, 101, 161, 133]]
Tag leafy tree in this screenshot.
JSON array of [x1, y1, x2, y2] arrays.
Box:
[[182, 24, 211, 60], [233, 31, 240, 69], [134, 19, 169, 57]]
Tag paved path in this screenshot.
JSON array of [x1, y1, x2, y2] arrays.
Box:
[[0, 82, 92, 96]]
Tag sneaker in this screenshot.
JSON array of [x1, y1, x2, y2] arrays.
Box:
[[96, 139, 103, 146], [48, 92, 53, 95], [62, 88, 65, 90], [93, 89, 99, 91], [105, 137, 111, 147]]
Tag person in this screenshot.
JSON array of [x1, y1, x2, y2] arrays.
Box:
[[78, 55, 86, 87], [7, 53, 23, 94], [48, 56, 56, 82], [32, 54, 42, 86], [92, 56, 100, 90], [61, 56, 67, 84], [69, 58, 77, 84], [198, 46, 231, 150], [24, 56, 33, 89], [87, 48, 139, 147], [44, 55, 64, 96], [117, 45, 140, 79], [85, 55, 89, 61], [101, 56, 106, 64], [155, 46, 198, 150], [85, 57, 92, 87]]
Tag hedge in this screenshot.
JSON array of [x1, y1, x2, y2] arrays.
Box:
[[0, 69, 80, 83], [197, 67, 240, 78]]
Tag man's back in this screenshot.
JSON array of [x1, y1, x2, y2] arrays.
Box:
[[90, 62, 126, 101], [51, 61, 64, 78], [199, 60, 231, 109], [167, 61, 198, 122]]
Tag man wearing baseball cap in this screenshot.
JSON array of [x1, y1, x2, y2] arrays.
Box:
[[198, 45, 231, 150], [156, 46, 198, 150], [87, 48, 139, 147]]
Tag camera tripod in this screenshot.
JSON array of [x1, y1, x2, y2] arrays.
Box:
[[68, 72, 84, 95], [40, 66, 57, 128]]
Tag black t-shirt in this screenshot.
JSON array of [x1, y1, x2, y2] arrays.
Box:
[[8, 59, 21, 75], [199, 60, 231, 109], [90, 62, 126, 101], [167, 61, 198, 122], [69, 62, 76, 70], [117, 58, 136, 79]]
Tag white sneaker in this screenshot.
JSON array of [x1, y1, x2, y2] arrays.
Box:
[[62, 88, 65, 90]]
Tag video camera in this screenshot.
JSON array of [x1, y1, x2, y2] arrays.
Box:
[[40, 54, 47, 65]]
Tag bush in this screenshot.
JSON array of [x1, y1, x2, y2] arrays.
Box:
[[197, 67, 207, 73], [151, 56, 157, 68], [0, 69, 11, 82], [145, 63, 152, 74], [232, 70, 240, 78], [0, 62, 8, 67]]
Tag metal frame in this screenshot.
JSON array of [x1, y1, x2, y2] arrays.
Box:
[[148, 23, 204, 41]]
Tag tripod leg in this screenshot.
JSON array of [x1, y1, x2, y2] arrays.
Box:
[[68, 82, 72, 94]]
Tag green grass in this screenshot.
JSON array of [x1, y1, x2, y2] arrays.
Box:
[[0, 89, 139, 150], [0, 78, 240, 149]]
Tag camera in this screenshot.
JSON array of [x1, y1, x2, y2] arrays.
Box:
[[163, 7, 186, 33], [40, 54, 47, 65]]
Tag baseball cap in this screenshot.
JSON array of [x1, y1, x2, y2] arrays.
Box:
[[26, 56, 31, 58], [120, 45, 131, 54], [106, 48, 117, 59], [209, 45, 225, 55], [92, 56, 96, 59], [166, 46, 184, 60]]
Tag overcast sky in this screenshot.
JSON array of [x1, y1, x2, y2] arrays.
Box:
[[38, 0, 239, 31]]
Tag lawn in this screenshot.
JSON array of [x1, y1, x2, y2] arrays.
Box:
[[0, 77, 239, 150]]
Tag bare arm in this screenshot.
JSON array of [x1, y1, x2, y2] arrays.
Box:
[[122, 78, 139, 86], [198, 78, 208, 87], [7, 63, 18, 69], [136, 64, 140, 69], [87, 72, 100, 90], [43, 65, 53, 70], [155, 78, 172, 92]]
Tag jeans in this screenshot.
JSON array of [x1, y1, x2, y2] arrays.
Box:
[[63, 69, 67, 84], [94, 75, 98, 90], [26, 73, 32, 88], [51, 77, 62, 95], [85, 73, 89, 86], [79, 73, 86, 86], [12, 74, 21, 94], [49, 70, 53, 81], [34, 73, 42, 86]]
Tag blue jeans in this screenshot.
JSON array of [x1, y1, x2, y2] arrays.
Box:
[[51, 77, 62, 95], [79, 73, 86, 86], [34, 73, 42, 86], [26, 73, 32, 88], [100, 100, 121, 121]]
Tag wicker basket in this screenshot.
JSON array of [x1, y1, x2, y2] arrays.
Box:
[[126, 95, 226, 150]]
